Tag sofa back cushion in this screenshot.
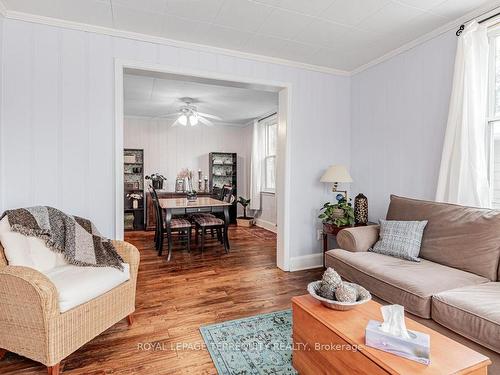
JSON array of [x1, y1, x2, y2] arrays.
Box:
[[386, 195, 500, 280]]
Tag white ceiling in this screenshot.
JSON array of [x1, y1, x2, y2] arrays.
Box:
[[2, 0, 497, 71], [124, 71, 278, 124]]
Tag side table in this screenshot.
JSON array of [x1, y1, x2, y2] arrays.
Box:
[[322, 222, 376, 268]]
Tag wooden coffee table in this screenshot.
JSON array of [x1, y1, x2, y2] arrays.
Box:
[[292, 295, 491, 374]]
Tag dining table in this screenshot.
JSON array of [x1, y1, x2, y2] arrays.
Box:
[[159, 197, 232, 261]]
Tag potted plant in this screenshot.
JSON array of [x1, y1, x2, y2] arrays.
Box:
[[236, 197, 254, 227], [318, 197, 355, 230], [145, 174, 166, 190]]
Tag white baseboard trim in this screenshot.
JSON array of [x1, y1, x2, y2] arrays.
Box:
[[289, 253, 323, 272], [255, 219, 277, 234]]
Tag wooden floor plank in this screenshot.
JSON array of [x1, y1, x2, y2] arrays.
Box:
[[0, 226, 322, 374]]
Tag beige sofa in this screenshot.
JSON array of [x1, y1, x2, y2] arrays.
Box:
[[325, 195, 500, 355]]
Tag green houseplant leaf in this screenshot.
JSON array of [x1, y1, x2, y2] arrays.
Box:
[[318, 198, 355, 227]]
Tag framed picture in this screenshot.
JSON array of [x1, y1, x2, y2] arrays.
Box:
[[175, 178, 184, 192]]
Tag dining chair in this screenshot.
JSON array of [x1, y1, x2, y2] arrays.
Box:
[[212, 186, 224, 200], [192, 215, 229, 253], [221, 185, 235, 202], [149, 187, 161, 250], [209, 185, 235, 227], [150, 187, 192, 257]]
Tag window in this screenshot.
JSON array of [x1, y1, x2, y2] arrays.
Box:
[[488, 33, 500, 208], [261, 115, 277, 192]]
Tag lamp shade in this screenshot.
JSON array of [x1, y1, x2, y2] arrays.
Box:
[[320, 165, 353, 183]]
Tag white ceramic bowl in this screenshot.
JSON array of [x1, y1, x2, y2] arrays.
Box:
[[307, 280, 371, 311]]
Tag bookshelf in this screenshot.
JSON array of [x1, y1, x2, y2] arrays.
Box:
[[209, 152, 237, 223], [124, 149, 145, 230]]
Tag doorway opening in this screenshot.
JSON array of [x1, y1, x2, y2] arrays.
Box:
[[115, 61, 291, 271]]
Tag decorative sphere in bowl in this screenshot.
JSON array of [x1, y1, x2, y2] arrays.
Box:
[[307, 280, 371, 311]]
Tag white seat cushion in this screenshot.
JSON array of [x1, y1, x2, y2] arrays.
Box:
[[45, 263, 130, 313], [0, 216, 66, 272]]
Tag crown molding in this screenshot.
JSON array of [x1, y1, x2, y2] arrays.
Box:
[[1, 9, 351, 77], [351, 1, 500, 75]]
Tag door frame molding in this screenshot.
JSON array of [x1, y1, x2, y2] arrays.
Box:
[[114, 59, 293, 271]]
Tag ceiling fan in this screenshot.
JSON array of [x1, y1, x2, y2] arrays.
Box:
[[158, 97, 222, 126]]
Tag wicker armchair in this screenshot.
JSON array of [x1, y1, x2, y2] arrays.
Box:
[[0, 240, 140, 375]]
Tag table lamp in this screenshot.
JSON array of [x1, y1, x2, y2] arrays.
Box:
[[320, 165, 353, 200]]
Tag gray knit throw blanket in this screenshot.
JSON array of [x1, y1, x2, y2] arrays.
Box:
[[1, 206, 124, 270]]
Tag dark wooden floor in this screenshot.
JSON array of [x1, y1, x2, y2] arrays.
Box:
[[0, 226, 322, 374]]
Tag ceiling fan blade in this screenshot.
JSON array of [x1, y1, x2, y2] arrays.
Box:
[[157, 112, 181, 118], [198, 116, 214, 127], [197, 112, 222, 121]]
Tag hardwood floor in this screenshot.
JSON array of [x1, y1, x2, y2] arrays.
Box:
[[0, 226, 322, 374]]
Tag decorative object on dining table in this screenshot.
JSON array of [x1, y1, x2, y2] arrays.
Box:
[[365, 304, 430, 365], [320, 164, 353, 200], [236, 197, 254, 227], [184, 177, 192, 193], [186, 190, 198, 202], [197, 169, 203, 191], [318, 196, 355, 227], [177, 168, 194, 192], [354, 193, 368, 224], [308, 267, 371, 310], [204, 176, 209, 192], [145, 173, 166, 190], [175, 178, 184, 192]]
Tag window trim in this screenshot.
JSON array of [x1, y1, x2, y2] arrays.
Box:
[[260, 113, 277, 193], [487, 30, 500, 207]]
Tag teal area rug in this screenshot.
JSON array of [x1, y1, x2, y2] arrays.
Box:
[[200, 310, 297, 374]]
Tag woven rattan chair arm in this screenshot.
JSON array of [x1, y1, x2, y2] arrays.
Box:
[[112, 240, 140, 277], [0, 265, 59, 318]]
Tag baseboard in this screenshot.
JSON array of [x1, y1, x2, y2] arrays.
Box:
[[255, 219, 277, 233], [289, 253, 323, 271]]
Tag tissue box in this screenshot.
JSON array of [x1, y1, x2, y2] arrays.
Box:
[[365, 320, 430, 365]]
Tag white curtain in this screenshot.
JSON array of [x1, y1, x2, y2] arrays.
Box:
[[250, 119, 265, 210], [436, 21, 491, 208]]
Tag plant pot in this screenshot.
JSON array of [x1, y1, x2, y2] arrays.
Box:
[[331, 208, 345, 219], [152, 180, 163, 190], [237, 217, 255, 227]]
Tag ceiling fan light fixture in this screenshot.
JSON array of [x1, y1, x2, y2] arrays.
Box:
[[178, 114, 188, 126], [189, 114, 198, 126]]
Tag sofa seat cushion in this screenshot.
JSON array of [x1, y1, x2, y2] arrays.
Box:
[[326, 249, 489, 318], [432, 283, 500, 353], [46, 263, 130, 313]]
